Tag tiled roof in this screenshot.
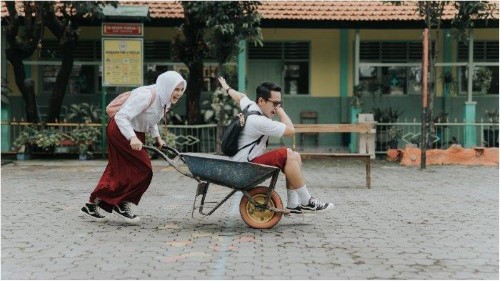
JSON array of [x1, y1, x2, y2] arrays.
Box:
[[2, 1, 499, 22]]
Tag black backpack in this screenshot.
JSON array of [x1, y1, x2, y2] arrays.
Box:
[[221, 104, 264, 156]]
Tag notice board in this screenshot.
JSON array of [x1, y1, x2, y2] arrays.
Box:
[[102, 38, 143, 86]]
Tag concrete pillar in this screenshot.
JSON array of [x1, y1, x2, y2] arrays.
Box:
[[237, 40, 247, 93], [464, 101, 477, 148]]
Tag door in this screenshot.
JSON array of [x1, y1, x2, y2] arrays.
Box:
[[247, 60, 283, 146], [247, 60, 283, 100]]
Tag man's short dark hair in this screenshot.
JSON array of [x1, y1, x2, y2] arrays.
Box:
[[256, 82, 281, 102]]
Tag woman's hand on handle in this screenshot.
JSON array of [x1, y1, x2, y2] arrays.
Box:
[[130, 136, 143, 151], [155, 137, 166, 149]]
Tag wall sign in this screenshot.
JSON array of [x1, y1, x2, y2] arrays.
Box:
[[102, 23, 143, 36], [102, 38, 143, 86]]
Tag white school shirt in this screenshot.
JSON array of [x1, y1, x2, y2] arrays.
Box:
[[230, 96, 286, 162], [114, 85, 167, 140]]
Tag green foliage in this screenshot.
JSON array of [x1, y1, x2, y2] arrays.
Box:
[[172, 2, 262, 125], [5, 1, 117, 123], [452, 1, 497, 41], [65, 103, 102, 123], [199, 1, 263, 64], [70, 125, 100, 155], [201, 88, 240, 126], [13, 125, 65, 152], [433, 111, 449, 123], [474, 67, 492, 93], [351, 85, 364, 109], [388, 126, 403, 140], [145, 130, 177, 148], [372, 107, 403, 123], [484, 109, 499, 124], [439, 71, 458, 96]]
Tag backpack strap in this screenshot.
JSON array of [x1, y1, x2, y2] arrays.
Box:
[[237, 104, 265, 161]]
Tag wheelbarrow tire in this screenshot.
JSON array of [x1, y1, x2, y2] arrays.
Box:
[[239, 186, 283, 229]]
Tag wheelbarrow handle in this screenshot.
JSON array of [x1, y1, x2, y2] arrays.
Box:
[[143, 145, 194, 179], [159, 144, 182, 157], [143, 144, 181, 163]]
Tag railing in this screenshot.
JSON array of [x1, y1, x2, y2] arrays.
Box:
[[159, 124, 218, 153], [3, 119, 498, 156], [1, 121, 218, 154], [375, 119, 499, 154]]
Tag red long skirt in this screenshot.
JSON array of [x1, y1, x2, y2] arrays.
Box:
[[89, 118, 152, 212]]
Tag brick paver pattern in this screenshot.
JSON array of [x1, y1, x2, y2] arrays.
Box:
[[1, 159, 498, 279]]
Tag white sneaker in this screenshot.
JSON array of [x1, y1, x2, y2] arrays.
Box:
[[301, 197, 334, 212], [113, 202, 141, 224]]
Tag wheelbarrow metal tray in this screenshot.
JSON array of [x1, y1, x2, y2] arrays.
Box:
[[181, 153, 279, 191]]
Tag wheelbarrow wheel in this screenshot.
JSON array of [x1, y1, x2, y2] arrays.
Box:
[[239, 186, 283, 229]]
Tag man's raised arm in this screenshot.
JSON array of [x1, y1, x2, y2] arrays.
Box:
[[218, 77, 246, 104]]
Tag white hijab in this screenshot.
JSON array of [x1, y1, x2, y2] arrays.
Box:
[[155, 71, 187, 108]]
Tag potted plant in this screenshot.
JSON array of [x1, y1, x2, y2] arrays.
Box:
[[439, 71, 458, 96], [483, 109, 499, 147], [12, 125, 37, 160], [373, 107, 403, 123], [373, 107, 403, 151], [351, 85, 364, 109], [13, 125, 64, 159], [65, 103, 102, 123], [387, 126, 403, 149], [474, 67, 492, 94], [70, 125, 100, 160]]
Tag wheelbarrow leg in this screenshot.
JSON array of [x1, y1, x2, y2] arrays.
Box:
[[192, 182, 209, 218]]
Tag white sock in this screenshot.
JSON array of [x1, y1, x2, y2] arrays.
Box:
[[296, 185, 312, 205], [286, 189, 300, 208]]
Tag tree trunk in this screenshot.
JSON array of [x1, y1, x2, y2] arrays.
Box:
[[186, 61, 204, 125], [215, 62, 225, 153], [46, 47, 74, 123], [5, 49, 39, 123]]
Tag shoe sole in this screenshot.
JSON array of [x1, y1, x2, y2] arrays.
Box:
[[301, 203, 334, 212], [112, 212, 141, 224], [80, 209, 108, 222]]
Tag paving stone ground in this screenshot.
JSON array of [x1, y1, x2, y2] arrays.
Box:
[[1, 158, 498, 279]]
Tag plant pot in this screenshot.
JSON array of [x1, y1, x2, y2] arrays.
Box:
[[16, 153, 31, 160], [79, 154, 89, 161], [388, 140, 398, 149]]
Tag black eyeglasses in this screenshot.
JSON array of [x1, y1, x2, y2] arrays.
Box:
[[264, 98, 282, 107]]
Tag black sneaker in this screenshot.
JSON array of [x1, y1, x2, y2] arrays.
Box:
[[286, 206, 303, 214], [301, 197, 334, 212], [81, 203, 107, 222], [113, 202, 140, 224]]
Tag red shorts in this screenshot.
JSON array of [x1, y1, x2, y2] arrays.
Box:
[[251, 147, 288, 172]]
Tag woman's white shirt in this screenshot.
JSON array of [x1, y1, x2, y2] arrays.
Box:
[[230, 96, 286, 162], [114, 85, 167, 140]]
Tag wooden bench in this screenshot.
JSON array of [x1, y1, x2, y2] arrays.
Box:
[[292, 123, 374, 189]]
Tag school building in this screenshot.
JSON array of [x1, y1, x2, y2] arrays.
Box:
[[1, 1, 499, 153]]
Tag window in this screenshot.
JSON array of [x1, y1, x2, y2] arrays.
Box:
[[42, 65, 97, 95], [359, 41, 428, 96], [249, 41, 310, 95], [457, 41, 499, 95]]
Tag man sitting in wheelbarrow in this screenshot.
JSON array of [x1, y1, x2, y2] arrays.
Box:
[[217, 77, 333, 214]]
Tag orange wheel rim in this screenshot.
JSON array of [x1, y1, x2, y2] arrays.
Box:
[[245, 194, 275, 223]]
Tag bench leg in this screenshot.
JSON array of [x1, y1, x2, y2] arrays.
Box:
[[365, 158, 371, 189]]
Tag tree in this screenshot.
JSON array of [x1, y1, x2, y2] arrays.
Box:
[[4, 1, 115, 123], [388, 1, 496, 168], [199, 2, 262, 152], [172, 1, 262, 125]]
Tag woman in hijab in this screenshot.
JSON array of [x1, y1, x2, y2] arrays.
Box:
[[81, 71, 187, 224]]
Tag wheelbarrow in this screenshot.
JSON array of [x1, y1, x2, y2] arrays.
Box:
[[144, 145, 289, 229]]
